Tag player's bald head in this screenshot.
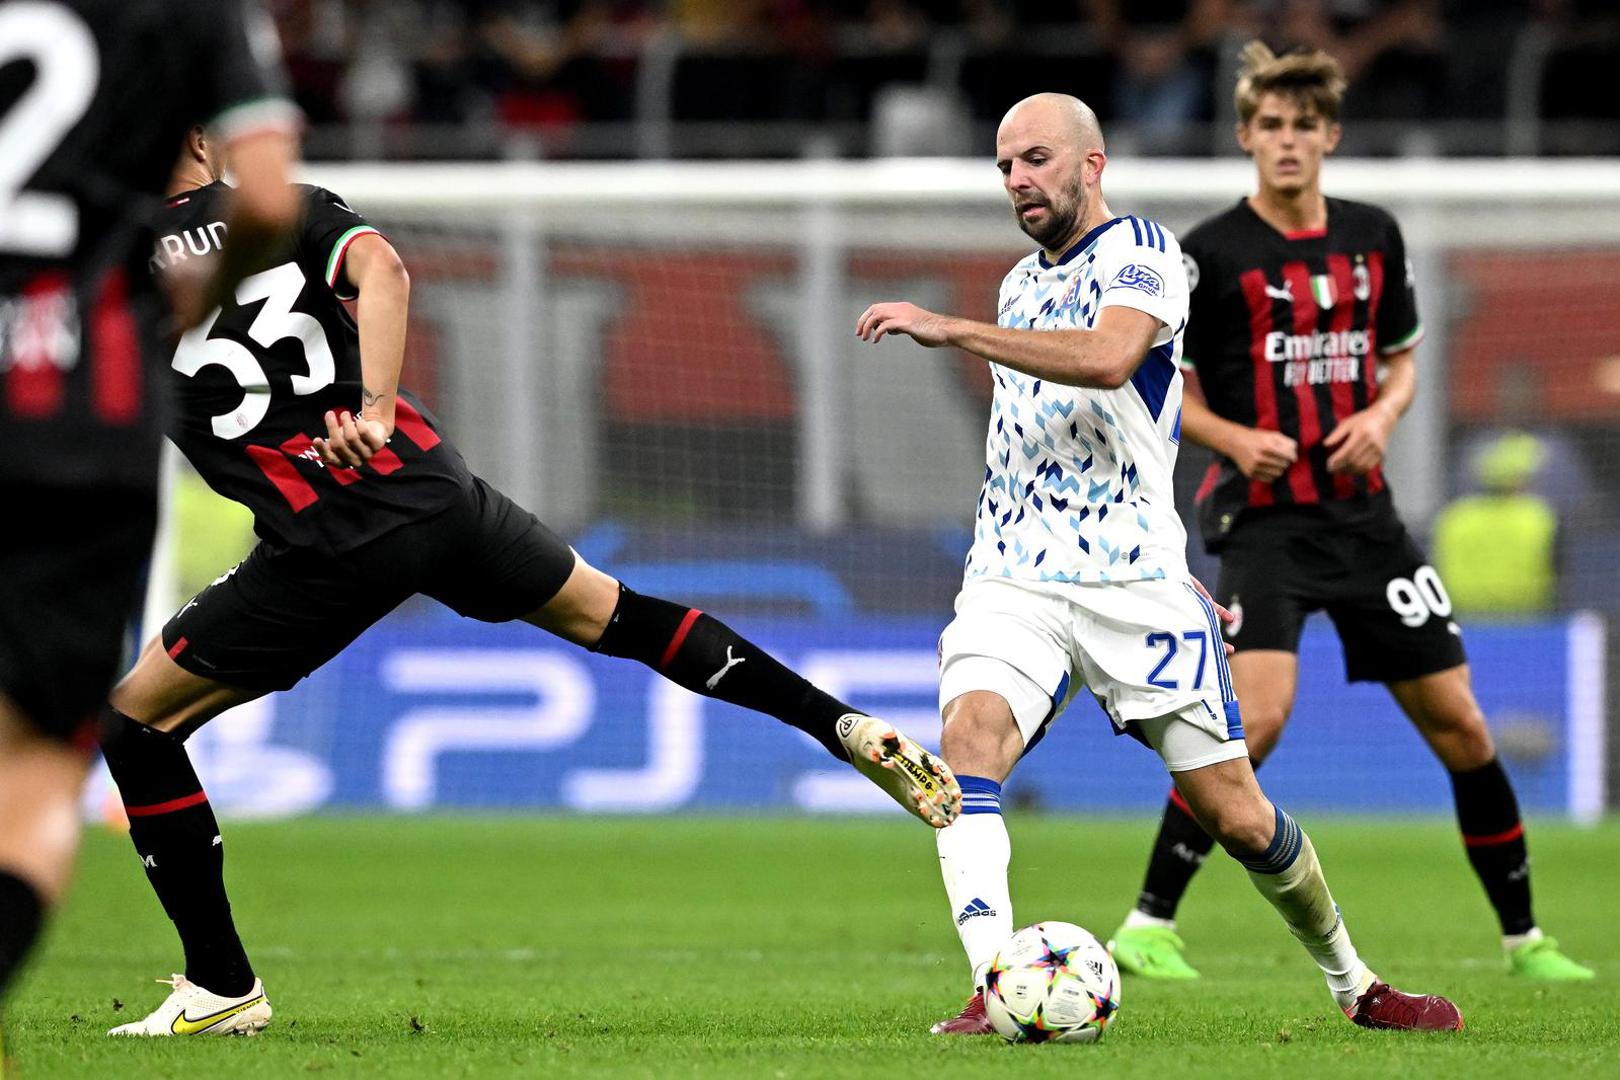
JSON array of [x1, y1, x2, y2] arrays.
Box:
[[995, 94, 1110, 253], [997, 94, 1105, 155]]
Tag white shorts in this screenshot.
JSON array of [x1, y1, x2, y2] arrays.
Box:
[[937, 576, 1248, 773]]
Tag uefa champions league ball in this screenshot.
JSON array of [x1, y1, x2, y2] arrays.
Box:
[[983, 921, 1121, 1044]]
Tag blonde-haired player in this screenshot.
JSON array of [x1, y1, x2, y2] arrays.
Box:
[[1109, 41, 1592, 985]]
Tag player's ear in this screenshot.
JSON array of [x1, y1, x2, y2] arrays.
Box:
[[1324, 122, 1342, 155], [1235, 121, 1253, 155], [1085, 147, 1107, 185]]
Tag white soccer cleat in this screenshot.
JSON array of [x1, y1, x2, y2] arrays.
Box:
[[107, 975, 271, 1037], [837, 714, 962, 828]]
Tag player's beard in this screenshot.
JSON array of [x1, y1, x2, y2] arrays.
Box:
[[1014, 175, 1087, 250]]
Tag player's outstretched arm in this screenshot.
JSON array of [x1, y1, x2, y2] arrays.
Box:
[[855, 302, 1159, 390], [311, 234, 409, 468], [1178, 387, 1297, 483], [1323, 347, 1415, 475]]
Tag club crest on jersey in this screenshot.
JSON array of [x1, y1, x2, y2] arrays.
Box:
[[1353, 261, 1372, 301], [1224, 598, 1243, 638], [1309, 274, 1335, 308], [1111, 263, 1164, 297]]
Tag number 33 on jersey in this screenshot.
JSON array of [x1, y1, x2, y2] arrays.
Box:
[[156, 182, 473, 557]]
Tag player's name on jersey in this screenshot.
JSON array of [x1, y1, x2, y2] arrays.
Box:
[[0, 282, 79, 375], [149, 220, 229, 273]]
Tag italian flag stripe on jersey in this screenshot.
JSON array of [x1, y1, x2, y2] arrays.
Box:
[[325, 226, 382, 292]]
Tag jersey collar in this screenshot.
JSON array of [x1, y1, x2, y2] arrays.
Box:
[[1038, 216, 1128, 269]]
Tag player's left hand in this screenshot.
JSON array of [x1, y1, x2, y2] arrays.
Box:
[[855, 302, 954, 347], [312, 410, 389, 469], [1323, 405, 1394, 475], [1190, 576, 1237, 656]]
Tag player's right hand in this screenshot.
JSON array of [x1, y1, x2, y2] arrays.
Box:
[[312, 410, 388, 469], [1230, 428, 1297, 483]]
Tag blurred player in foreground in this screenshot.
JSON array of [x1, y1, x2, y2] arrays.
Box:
[[0, 0, 298, 1018], [98, 127, 959, 1036], [856, 92, 1462, 1034], [1108, 42, 1592, 984]]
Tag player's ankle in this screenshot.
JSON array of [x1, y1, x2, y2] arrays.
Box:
[[1123, 908, 1175, 931], [1502, 926, 1543, 952]]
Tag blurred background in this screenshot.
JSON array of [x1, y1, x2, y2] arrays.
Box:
[[144, 1, 1618, 825]]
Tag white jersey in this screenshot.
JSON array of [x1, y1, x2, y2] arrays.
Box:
[[965, 215, 1191, 586]]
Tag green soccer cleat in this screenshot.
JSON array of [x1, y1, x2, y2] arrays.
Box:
[[1108, 925, 1201, 980], [1507, 937, 1595, 981]]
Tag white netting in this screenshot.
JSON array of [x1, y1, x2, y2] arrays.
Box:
[[145, 159, 1615, 818]]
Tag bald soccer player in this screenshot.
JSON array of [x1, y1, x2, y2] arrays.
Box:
[[854, 93, 1463, 1035]]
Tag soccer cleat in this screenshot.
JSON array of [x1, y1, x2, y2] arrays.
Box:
[[107, 975, 271, 1037], [930, 990, 996, 1035], [1508, 937, 1595, 981], [836, 714, 961, 829], [1108, 925, 1201, 980], [1347, 981, 1463, 1032]]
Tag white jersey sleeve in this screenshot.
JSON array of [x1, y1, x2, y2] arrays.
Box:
[[1093, 218, 1189, 345]]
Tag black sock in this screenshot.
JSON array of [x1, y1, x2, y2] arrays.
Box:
[[1450, 757, 1535, 936], [0, 871, 45, 1001], [1133, 787, 1218, 920], [99, 710, 256, 996], [592, 585, 852, 760]]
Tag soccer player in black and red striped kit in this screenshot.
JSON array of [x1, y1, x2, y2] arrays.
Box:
[[98, 127, 960, 1036], [1108, 41, 1593, 983], [0, 0, 300, 1021]]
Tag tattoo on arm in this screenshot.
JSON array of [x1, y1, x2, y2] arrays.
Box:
[[361, 384, 388, 409]]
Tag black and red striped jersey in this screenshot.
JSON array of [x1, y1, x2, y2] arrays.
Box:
[[1181, 196, 1422, 550], [157, 182, 471, 555], [0, 0, 296, 490]]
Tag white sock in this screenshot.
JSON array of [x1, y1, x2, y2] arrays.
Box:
[[1239, 807, 1375, 1012], [1503, 926, 1543, 952], [936, 776, 1012, 990], [1123, 908, 1175, 932]]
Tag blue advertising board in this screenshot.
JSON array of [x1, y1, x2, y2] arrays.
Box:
[[144, 603, 1603, 821]]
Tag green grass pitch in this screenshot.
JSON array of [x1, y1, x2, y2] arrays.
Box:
[[7, 815, 1617, 1077]]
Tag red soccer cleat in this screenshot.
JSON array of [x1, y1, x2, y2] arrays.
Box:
[[1347, 981, 1464, 1032], [930, 990, 996, 1035]]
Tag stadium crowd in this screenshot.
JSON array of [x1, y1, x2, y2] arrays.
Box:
[[272, 0, 1618, 158]]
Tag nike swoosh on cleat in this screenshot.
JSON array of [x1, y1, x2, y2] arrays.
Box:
[[169, 996, 265, 1036]]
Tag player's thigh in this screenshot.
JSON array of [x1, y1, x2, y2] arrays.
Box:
[[522, 557, 618, 646], [937, 580, 1075, 777], [417, 477, 584, 631], [158, 539, 407, 711], [1324, 529, 1466, 684], [1213, 533, 1311, 659], [0, 484, 155, 747], [1066, 578, 1248, 771], [110, 634, 263, 736], [1386, 662, 1494, 770], [1227, 650, 1298, 761]]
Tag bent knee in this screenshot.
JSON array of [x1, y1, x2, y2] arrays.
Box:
[[940, 691, 1023, 779], [1199, 801, 1278, 859]]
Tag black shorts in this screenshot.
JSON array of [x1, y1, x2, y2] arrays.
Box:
[[0, 485, 157, 744], [1215, 512, 1467, 684], [162, 477, 575, 692]]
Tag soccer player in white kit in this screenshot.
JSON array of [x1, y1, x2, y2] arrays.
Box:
[[855, 93, 1463, 1035]]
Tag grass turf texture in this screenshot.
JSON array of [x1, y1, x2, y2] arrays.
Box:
[[7, 816, 1616, 1078]]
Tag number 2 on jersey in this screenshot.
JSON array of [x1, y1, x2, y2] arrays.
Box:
[[1145, 630, 1208, 690], [0, 1, 100, 257]]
